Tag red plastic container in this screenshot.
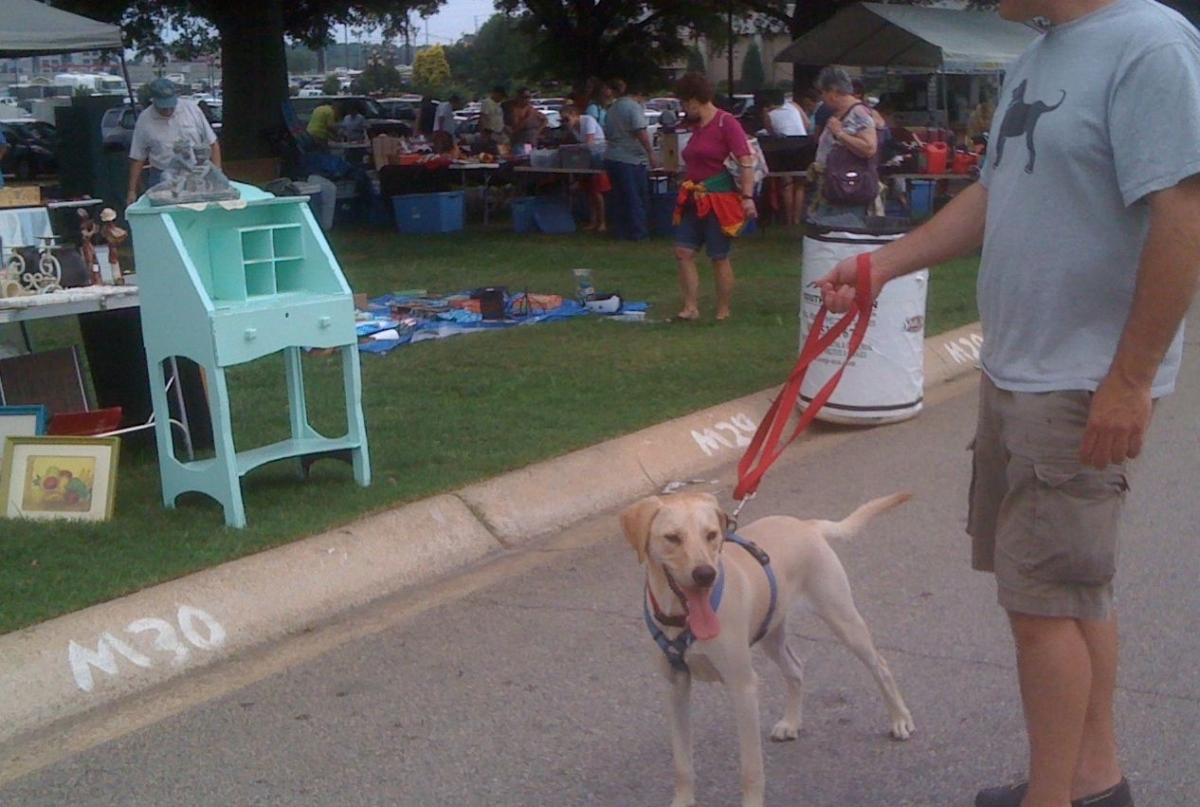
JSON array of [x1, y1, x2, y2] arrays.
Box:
[[951, 151, 975, 174], [923, 142, 949, 174]]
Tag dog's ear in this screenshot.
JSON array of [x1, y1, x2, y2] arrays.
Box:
[[697, 492, 730, 536], [620, 496, 662, 564]]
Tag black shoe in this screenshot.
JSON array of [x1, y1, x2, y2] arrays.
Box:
[[974, 782, 1026, 807], [975, 778, 1132, 807]]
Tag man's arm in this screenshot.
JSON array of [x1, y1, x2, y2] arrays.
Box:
[[209, 139, 222, 168], [636, 128, 658, 169], [126, 158, 144, 205], [1081, 174, 1200, 468], [817, 180, 988, 310]]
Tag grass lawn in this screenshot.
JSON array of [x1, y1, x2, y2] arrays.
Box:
[[0, 216, 979, 634]]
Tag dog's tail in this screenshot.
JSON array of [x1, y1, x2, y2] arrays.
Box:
[[820, 492, 912, 541]]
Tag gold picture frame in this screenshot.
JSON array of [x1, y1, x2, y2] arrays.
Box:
[[1, 436, 120, 522]]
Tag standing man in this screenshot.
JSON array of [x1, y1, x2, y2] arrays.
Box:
[[817, 2, 1200, 807], [433, 94, 463, 138], [127, 78, 220, 206], [603, 79, 658, 241], [479, 86, 507, 146]]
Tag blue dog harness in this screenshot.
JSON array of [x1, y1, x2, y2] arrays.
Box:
[[643, 533, 779, 673]]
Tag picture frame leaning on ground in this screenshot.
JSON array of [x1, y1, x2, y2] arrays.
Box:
[[1, 436, 120, 522]]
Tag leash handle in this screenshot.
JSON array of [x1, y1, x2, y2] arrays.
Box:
[[733, 253, 874, 502]]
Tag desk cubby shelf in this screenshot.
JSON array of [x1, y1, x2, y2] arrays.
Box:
[[209, 224, 306, 301], [127, 183, 370, 528]]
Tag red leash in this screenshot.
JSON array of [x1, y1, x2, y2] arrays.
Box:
[[733, 253, 874, 503]]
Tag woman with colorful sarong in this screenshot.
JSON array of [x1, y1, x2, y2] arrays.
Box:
[[672, 72, 756, 321]]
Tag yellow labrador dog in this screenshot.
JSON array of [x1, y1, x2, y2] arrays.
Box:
[[621, 491, 915, 807]]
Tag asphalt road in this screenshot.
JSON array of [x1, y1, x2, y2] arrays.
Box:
[[3, 325, 1199, 807]]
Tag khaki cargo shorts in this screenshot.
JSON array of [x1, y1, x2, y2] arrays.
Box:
[[967, 375, 1132, 620]]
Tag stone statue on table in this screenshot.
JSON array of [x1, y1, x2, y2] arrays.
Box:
[[77, 207, 102, 285], [99, 208, 128, 285], [146, 139, 240, 206]]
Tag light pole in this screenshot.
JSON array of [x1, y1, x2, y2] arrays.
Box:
[[727, 0, 735, 97]]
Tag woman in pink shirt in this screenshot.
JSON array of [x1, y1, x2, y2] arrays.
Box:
[[672, 72, 756, 321]]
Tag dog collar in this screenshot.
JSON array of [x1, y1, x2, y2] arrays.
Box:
[[642, 531, 779, 673], [644, 562, 726, 673]]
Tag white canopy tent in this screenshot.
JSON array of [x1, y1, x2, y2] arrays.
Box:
[[0, 0, 124, 57], [774, 3, 1041, 74]]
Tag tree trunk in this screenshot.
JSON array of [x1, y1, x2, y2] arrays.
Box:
[[213, 0, 289, 161]]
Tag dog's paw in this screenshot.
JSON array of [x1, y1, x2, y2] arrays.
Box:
[[769, 719, 801, 742], [888, 713, 916, 740]]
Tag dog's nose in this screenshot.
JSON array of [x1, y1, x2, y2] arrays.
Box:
[[692, 565, 717, 587]]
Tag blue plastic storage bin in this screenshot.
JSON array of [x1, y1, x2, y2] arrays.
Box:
[[909, 180, 935, 217], [392, 191, 465, 234], [531, 197, 575, 234], [511, 196, 537, 233], [367, 192, 390, 226]]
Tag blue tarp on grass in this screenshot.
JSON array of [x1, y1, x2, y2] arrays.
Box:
[[357, 292, 647, 354]]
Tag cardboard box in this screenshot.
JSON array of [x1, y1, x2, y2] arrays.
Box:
[[659, 132, 681, 172], [0, 186, 41, 209], [372, 135, 403, 171]]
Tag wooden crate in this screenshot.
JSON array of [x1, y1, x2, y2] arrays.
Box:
[[0, 185, 41, 208], [659, 132, 681, 172]]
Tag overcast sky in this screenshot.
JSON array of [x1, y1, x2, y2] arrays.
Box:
[[415, 0, 501, 45]]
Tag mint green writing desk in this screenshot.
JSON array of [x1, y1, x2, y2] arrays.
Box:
[[127, 183, 370, 528]]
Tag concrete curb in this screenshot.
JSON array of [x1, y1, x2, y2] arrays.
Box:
[[0, 322, 983, 747]]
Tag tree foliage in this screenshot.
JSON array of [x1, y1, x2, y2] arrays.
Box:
[[412, 44, 452, 94], [443, 15, 538, 96], [494, 0, 726, 86], [58, 0, 446, 159], [351, 61, 405, 95], [740, 42, 765, 91]]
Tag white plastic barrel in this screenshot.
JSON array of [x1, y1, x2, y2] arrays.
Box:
[[799, 217, 928, 425]]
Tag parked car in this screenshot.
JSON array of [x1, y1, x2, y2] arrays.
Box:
[[376, 97, 417, 124], [100, 103, 141, 152], [0, 120, 58, 179], [646, 97, 682, 114], [9, 119, 58, 151], [534, 106, 562, 129], [289, 95, 412, 138], [196, 98, 222, 133]]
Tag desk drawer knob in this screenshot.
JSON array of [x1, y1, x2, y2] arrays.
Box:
[[318, 316, 332, 329], [244, 328, 257, 341]]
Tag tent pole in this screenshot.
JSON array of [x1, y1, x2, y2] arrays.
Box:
[[119, 51, 136, 107], [940, 69, 949, 131], [727, 0, 734, 96]]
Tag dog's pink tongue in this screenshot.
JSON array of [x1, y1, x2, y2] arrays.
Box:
[[684, 589, 721, 640]]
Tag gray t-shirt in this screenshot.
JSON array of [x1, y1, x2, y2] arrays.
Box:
[[978, 0, 1200, 396], [604, 96, 648, 165]]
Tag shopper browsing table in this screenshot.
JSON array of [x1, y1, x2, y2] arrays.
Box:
[[126, 78, 220, 206], [603, 79, 658, 241]]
